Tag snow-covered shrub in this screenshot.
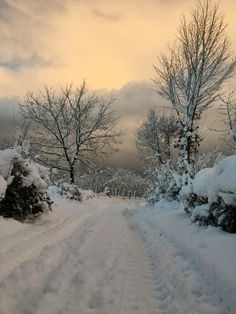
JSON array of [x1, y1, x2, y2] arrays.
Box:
[[62, 183, 96, 201], [191, 156, 236, 232], [0, 148, 52, 221], [80, 189, 96, 201], [207, 156, 236, 232], [209, 197, 236, 233], [146, 163, 180, 204], [62, 183, 82, 201], [191, 203, 212, 226], [184, 193, 208, 215], [193, 168, 214, 199], [99, 186, 111, 197], [207, 156, 236, 203], [184, 168, 213, 214]]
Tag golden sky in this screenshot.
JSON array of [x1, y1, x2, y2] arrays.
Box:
[[0, 0, 236, 97], [0, 0, 235, 168]]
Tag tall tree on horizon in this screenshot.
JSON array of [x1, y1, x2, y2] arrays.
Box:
[[153, 0, 236, 195]]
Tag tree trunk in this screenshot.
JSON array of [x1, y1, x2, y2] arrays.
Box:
[[70, 167, 75, 184]]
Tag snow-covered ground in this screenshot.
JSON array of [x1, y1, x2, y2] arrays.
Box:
[[0, 197, 235, 313]]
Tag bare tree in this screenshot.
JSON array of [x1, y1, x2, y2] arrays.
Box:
[[153, 0, 236, 191], [20, 81, 122, 184]]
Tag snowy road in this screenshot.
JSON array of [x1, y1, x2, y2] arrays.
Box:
[[0, 198, 233, 314]]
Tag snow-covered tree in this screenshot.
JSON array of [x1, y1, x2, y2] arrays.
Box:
[[219, 92, 236, 152], [20, 81, 122, 184], [145, 160, 181, 204], [106, 168, 136, 198], [153, 0, 236, 195], [136, 110, 179, 202], [136, 110, 178, 165], [79, 165, 113, 193], [194, 147, 223, 173], [73, 165, 146, 198]]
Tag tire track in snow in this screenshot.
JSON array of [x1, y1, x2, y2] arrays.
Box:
[[0, 204, 135, 314], [119, 214, 159, 314], [0, 208, 104, 314], [0, 204, 99, 280], [132, 216, 231, 314]]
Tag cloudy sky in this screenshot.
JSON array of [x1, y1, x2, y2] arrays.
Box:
[[0, 0, 236, 169]]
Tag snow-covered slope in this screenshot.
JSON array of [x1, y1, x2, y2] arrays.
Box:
[[0, 197, 235, 313]]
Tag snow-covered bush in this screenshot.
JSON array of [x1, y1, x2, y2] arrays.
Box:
[[62, 183, 96, 201], [0, 148, 52, 221], [184, 168, 213, 214], [146, 162, 180, 204], [80, 189, 96, 201], [209, 197, 236, 233], [193, 168, 214, 199], [191, 156, 236, 232], [99, 186, 111, 197], [207, 156, 236, 203], [62, 183, 82, 201], [191, 204, 212, 226]]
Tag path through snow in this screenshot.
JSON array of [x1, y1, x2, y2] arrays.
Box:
[[0, 198, 232, 313]]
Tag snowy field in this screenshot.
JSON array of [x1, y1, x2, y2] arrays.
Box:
[[0, 197, 236, 314]]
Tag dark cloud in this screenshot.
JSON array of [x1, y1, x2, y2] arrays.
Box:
[[0, 54, 52, 71], [112, 80, 170, 117]]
